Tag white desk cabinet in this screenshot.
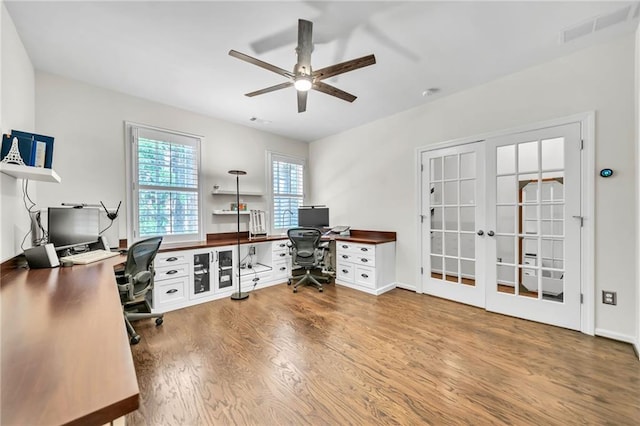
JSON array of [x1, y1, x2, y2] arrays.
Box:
[[335, 241, 396, 295]]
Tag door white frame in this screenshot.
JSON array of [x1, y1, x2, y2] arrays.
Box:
[[416, 112, 595, 335]]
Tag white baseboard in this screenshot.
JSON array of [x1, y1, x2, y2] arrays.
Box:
[[594, 328, 637, 345], [395, 281, 416, 292]]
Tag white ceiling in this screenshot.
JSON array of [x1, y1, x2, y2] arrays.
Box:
[[5, 1, 640, 142]]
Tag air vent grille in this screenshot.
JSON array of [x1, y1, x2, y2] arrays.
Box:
[[594, 5, 631, 31], [560, 4, 637, 44]]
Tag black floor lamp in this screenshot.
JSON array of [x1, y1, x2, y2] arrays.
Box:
[[229, 170, 249, 301]]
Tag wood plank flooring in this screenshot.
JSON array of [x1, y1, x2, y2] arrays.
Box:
[[126, 283, 639, 425]]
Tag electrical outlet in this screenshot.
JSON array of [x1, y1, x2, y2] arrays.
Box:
[[602, 291, 617, 305], [249, 245, 256, 255]]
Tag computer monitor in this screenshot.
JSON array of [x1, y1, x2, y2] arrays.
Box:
[[298, 207, 329, 228], [48, 207, 100, 250]]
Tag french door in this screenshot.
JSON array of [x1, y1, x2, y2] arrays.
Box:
[[421, 122, 582, 330]]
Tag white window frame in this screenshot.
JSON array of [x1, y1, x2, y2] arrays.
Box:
[[125, 121, 205, 245], [267, 151, 306, 235]]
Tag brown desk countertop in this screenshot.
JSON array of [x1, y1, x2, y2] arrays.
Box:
[[159, 230, 396, 253], [1, 255, 139, 426]]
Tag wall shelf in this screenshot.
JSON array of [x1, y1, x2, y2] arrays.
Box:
[[0, 163, 61, 183], [213, 210, 250, 215], [211, 190, 263, 197]]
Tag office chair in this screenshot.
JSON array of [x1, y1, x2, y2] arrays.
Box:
[[287, 228, 330, 293], [114, 236, 163, 345]]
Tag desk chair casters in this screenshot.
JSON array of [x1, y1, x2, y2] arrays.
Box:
[[115, 236, 164, 345], [287, 228, 330, 293]]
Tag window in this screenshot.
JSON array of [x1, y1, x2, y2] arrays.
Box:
[[269, 152, 305, 233], [126, 123, 203, 244]]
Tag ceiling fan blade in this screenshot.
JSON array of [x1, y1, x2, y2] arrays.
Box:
[[312, 81, 357, 103], [229, 50, 294, 78], [296, 19, 313, 69], [313, 54, 376, 81], [245, 82, 294, 97], [297, 90, 308, 113]]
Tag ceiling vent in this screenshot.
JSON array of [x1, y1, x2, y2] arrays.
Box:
[[560, 4, 635, 44]]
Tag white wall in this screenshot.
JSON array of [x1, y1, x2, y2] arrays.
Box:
[[33, 73, 308, 246], [310, 34, 637, 340], [1, 2, 36, 262]]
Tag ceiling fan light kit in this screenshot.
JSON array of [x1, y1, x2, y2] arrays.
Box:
[[229, 19, 376, 113]]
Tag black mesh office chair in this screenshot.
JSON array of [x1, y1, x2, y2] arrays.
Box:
[[287, 228, 330, 293], [114, 236, 163, 345]]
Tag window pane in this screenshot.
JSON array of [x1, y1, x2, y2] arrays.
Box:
[[138, 139, 197, 188], [138, 190, 199, 237], [272, 155, 305, 230]]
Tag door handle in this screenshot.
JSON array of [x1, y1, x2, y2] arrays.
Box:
[[487, 230, 495, 237], [477, 230, 484, 236]]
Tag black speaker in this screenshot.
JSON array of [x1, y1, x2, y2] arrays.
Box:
[[24, 243, 60, 268]]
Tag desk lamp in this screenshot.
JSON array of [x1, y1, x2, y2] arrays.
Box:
[[229, 170, 249, 300]]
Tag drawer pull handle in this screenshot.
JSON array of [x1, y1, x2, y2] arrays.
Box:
[[279, 243, 286, 248], [252, 277, 260, 282], [361, 259, 368, 263], [166, 257, 178, 262], [166, 270, 178, 275], [361, 248, 368, 252], [166, 289, 178, 294], [279, 253, 286, 257], [280, 267, 286, 271], [342, 269, 349, 274], [341, 245, 348, 249], [361, 273, 369, 278], [342, 255, 349, 259]]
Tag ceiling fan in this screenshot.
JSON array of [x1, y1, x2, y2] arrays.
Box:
[[229, 19, 376, 113]]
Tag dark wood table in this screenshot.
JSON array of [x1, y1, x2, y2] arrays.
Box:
[[1, 255, 139, 425]]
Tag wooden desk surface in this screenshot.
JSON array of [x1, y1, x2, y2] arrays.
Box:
[[1, 255, 139, 426]]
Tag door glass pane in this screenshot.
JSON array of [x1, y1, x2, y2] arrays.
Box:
[[521, 179, 538, 203], [521, 205, 537, 235], [431, 157, 443, 180], [519, 267, 538, 298], [431, 207, 443, 230], [444, 155, 458, 180], [518, 141, 538, 173], [431, 183, 442, 205], [496, 236, 515, 264], [521, 237, 537, 259], [431, 255, 443, 279], [460, 180, 475, 204], [497, 265, 516, 293], [460, 152, 475, 179], [460, 260, 475, 286], [444, 257, 458, 282], [497, 175, 516, 203], [497, 145, 516, 175], [497, 205, 515, 234], [431, 231, 443, 254], [541, 204, 552, 220], [444, 232, 458, 257], [444, 207, 458, 230], [542, 137, 564, 170], [444, 181, 458, 205], [460, 233, 475, 259], [541, 271, 564, 303], [460, 207, 475, 232]]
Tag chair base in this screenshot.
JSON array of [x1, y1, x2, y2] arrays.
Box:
[[288, 269, 330, 293], [123, 300, 163, 345]]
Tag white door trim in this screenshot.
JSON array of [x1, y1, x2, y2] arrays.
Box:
[[415, 112, 595, 335]]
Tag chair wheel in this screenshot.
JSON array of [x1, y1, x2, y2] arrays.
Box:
[[293, 288, 297, 293], [287, 279, 292, 285], [319, 288, 323, 293], [130, 334, 141, 345], [156, 317, 164, 326]]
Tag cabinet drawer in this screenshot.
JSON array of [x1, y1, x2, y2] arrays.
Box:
[[337, 262, 354, 283], [336, 242, 357, 253], [355, 255, 375, 267], [155, 263, 190, 281], [272, 249, 290, 260], [337, 252, 355, 263], [355, 265, 376, 289], [355, 244, 375, 256], [272, 241, 289, 251], [272, 260, 290, 280], [242, 270, 272, 287], [155, 276, 188, 308], [155, 252, 189, 267]]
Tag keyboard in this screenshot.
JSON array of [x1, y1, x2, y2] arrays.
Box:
[[60, 249, 120, 265]]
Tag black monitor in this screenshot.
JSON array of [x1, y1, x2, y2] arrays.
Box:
[[48, 207, 100, 250], [298, 207, 329, 228]]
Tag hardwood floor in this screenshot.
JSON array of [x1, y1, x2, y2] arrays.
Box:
[[127, 283, 639, 425]]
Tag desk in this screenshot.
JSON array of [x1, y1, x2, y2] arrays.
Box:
[[1, 255, 139, 425]]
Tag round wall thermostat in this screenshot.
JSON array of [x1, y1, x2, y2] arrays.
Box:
[[600, 168, 613, 178]]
